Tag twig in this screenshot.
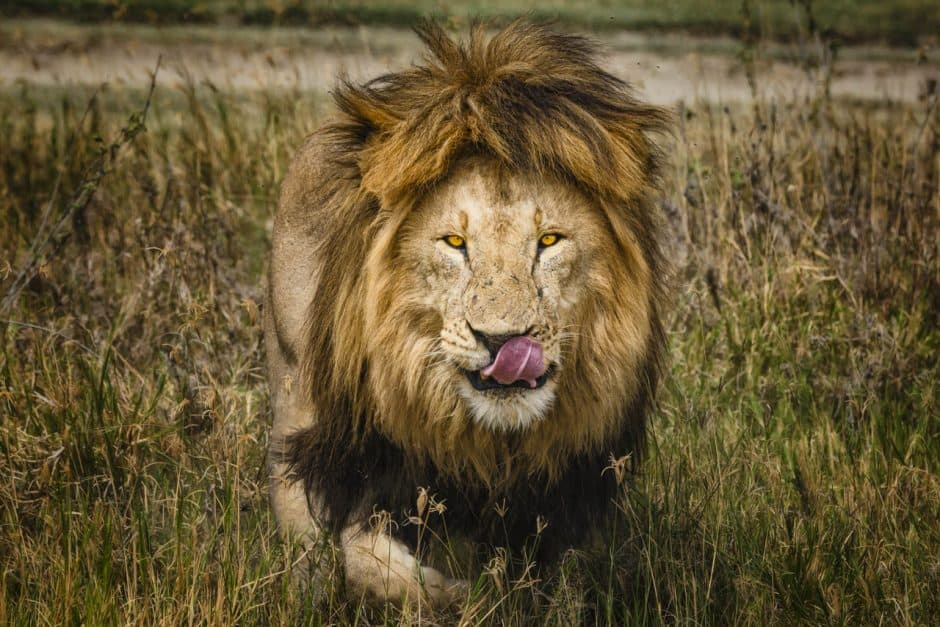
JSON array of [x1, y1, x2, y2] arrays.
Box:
[[28, 86, 101, 272], [1, 57, 162, 315]]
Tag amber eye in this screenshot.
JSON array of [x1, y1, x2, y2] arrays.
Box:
[[444, 234, 466, 249], [539, 233, 560, 248]]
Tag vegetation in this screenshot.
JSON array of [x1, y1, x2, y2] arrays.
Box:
[[4, 0, 940, 47], [1, 17, 938, 626]]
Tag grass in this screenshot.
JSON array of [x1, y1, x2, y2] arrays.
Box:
[[1, 27, 938, 625], [3, 0, 940, 46]]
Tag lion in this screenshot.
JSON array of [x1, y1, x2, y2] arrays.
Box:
[[264, 20, 669, 605]]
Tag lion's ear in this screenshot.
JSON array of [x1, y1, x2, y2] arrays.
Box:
[[332, 80, 413, 205], [358, 119, 467, 208], [333, 78, 399, 134]]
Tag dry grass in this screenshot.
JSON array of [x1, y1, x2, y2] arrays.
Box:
[[0, 32, 938, 625]]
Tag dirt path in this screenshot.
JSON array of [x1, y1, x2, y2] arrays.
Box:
[[1, 21, 936, 104]]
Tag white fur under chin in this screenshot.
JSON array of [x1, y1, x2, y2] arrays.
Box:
[[458, 380, 556, 431]]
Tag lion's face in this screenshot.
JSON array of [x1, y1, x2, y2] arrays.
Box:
[[391, 159, 620, 430]]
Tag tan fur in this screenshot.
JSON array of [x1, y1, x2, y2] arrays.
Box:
[[266, 20, 669, 603]]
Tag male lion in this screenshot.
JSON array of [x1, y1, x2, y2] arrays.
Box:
[[265, 21, 669, 605]]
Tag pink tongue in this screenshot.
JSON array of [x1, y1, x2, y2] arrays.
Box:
[[480, 336, 546, 388]]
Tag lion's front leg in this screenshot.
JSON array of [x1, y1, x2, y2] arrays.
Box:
[[271, 467, 465, 605], [341, 524, 467, 606]]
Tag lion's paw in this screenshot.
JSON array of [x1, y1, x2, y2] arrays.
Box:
[[419, 565, 469, 605]]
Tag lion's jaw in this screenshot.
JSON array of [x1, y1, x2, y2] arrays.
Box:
[[386, 159, 613, 431]]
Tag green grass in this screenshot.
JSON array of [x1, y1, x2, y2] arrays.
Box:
[[1, 44, 938, 624], [4, 0, 939, 46]]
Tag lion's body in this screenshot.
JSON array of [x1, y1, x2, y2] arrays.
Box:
[[265, 21, 669, 604]]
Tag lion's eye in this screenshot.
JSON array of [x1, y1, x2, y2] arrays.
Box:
[[444, 234, 466, 249], [539, 234, 560, 248]]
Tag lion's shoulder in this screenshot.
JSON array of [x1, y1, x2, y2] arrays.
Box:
[[276, 126, 344, 232]]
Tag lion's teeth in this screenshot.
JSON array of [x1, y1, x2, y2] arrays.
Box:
[[480, 372, 490, 381]]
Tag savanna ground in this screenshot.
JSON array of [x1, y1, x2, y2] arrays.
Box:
[[1, 2, 938, 625]]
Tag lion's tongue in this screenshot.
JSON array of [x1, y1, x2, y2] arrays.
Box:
[[480, 336, 545, 388]]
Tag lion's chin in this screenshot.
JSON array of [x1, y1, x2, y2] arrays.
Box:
[[457, 378, 556, 431]]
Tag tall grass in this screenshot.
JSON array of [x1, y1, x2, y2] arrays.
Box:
[[1, 45, 937, 625]]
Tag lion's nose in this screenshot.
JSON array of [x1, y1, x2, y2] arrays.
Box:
[[469, 325, 535, 357]]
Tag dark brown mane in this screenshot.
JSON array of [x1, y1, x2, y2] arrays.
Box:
[[332, 20, 670, 206]]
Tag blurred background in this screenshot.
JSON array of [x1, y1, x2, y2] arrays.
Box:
[[1, 1, 938, 103], [1, 2, 937, 625]]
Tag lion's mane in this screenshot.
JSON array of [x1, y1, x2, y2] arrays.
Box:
[[281, 21, 669, 556]]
